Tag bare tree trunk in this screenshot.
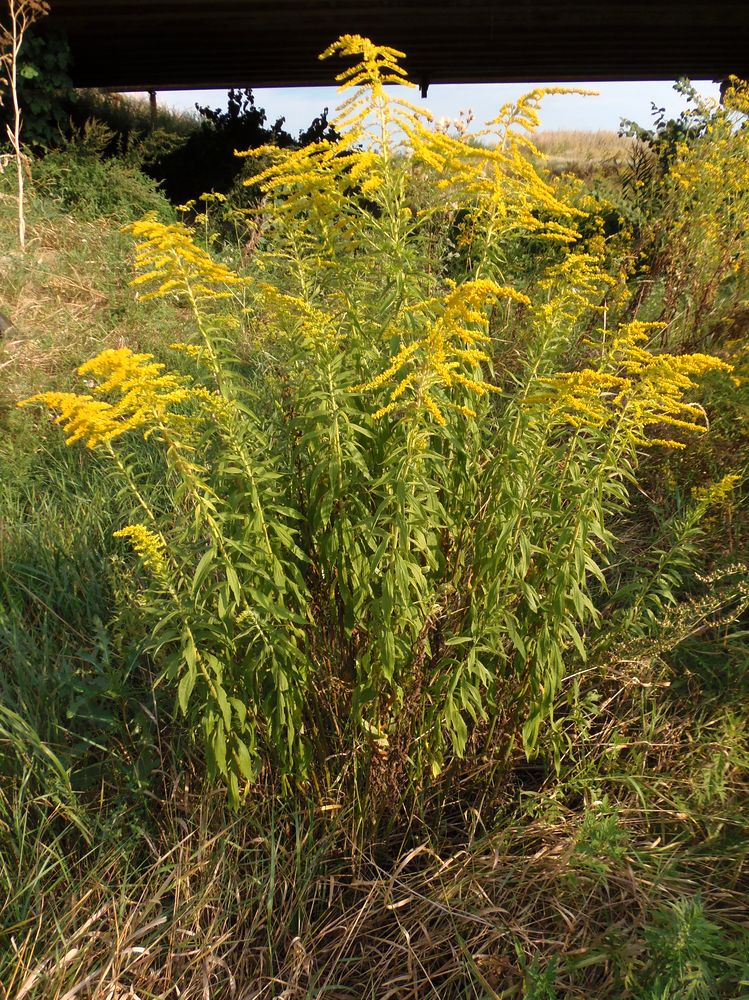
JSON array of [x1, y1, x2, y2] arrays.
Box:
[[8, 0, 27, 250], [1, 1, 51, 251]]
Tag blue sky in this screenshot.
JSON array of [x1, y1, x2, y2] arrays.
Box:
[[143, 80, 721, 136]]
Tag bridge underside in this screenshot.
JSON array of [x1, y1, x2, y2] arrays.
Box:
[[45, 1, 749, 91]]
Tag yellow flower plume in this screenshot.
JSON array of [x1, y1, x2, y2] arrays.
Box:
[[320, 34, 431, 145], [238, 36, 430, 234], [355, 279, 529, 424], [535, 321, 733, 447], [19, 348, 192, 448], [113, 524, 168, 575], [126, 218, 246, 302]]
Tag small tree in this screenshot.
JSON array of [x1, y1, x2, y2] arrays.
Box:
[[0, 0, 50, 250]]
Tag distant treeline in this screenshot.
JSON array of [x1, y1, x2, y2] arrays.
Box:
[[0, 28, 339, 202]]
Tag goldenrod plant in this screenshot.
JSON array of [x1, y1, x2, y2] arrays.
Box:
[[20, 37, 743, 811], [622, 78, 749, 349], [6, 38, 749, 1000]]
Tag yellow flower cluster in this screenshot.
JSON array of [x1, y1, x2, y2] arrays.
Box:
[[320, 35, 432, 150], [693, 473, 741, 508], [189, 384, 236, 423], [256, 283, 342, 347], [170, 341, 204, 361], [723, 76, 749, 115], [126, 218, 246, 302], [235, 37, 604, 261], [175, 191, 227, 213], [239, 141, 377, 234], [419, 138, 584, 244], [321, 34, 411, 96], [493, 88, 598, 134], [19, 348, 191, 448], [535, 322, 733, 447], [355, 279, 529, 424], [536, 253, 617, 322], [17, 391, 122, 448], [406, 89, 597, 247], [238, 37, 429, 232], [113, 524, 167, 575]]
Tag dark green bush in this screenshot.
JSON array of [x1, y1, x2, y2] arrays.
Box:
[[32, 122, 171, 221], [0, 29, 74, 148], [145, 88, 339, 204]]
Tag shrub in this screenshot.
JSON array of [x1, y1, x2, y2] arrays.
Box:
[[32, 121, 172, 221], [0, 27, 73, 148], [68, 87, 198, 148], [146, 87, 339, 205], [19, 37, 743, 811], [620, 79, 749, 349]]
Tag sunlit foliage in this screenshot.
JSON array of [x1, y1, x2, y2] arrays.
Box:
[[20, 38, 745, 807]]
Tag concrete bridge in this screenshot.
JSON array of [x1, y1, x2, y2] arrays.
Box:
[[45, 1, 749, 92]]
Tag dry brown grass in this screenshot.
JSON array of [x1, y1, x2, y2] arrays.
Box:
[[4, 805, 745, 999], [4, 651, 749, 1000], [534, 130, 637, 177]]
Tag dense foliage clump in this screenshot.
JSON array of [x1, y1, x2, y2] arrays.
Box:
[[2, 35, 749, 1000], [23, 40, 747, 807]]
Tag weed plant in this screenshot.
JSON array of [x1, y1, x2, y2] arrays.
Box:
[[31, 120, 172, 222], [2, 39, 749, 1000], [22, 37, 742, 803]]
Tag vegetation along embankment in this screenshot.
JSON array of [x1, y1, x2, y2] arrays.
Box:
[[1, 20, 749, 1000]]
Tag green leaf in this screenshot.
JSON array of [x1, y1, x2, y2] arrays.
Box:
[[212, 722, 227, 777], [226, 564, 242, 603], [230, 697, 248, 727], [178, 659, 197, 715], [445, 697, 468, 756], [215, 684, 232, 730], [192, 546, 217, 596], [234, 739, 256, 780]]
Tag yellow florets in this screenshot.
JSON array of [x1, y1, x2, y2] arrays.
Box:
[[169, 341, 204, 359], [319, 35, 429, 145], [354, 279, 529, 425], [256, 283, 342, 347], [535, 321, 733, 447], [126, 218, 246, 302], [406, 87, 598, 248], [19, 348, 192, 448], [536, 253, 617, 322], [113, 524, 167, 575], [693, 473, 742, 508], [17, 391, 123, 448], [238, 36, 426, 238]]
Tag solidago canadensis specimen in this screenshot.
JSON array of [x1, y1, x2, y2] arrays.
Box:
[[625, 77, 749, 346], [20, 37, 742, 807]]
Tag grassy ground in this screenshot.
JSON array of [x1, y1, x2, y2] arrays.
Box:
[[1, 145, 748, 1000]]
